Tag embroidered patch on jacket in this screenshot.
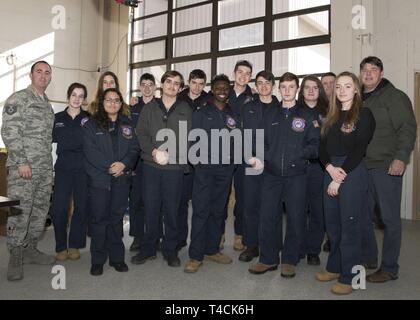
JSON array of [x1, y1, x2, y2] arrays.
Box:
[[55, 122, 65, 128], [121, 125, 133, 139], [5, 105, 17, 115], [81, 117, 89, 127], [292, 117, 306, 132], [341, 123, 356, 134], [226, 116, 237, 129]]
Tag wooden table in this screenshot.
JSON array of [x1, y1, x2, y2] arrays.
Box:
[[0, 196, 20, 208]]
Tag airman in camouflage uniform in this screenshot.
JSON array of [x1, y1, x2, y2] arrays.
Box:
[[1, 61, 56, 281]]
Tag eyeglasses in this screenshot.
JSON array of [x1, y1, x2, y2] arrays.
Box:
[[105, 99, 122, 105]]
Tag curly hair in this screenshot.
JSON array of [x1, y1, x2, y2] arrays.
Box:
[[92, 88, 128, 130]]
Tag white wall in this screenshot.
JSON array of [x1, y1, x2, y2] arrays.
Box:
[[331, 0, 420, 219]]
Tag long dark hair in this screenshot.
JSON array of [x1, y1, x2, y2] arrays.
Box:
[[321, 72, 363, 137], [92, 88, 128, 130], [298, 75, 329, 117]]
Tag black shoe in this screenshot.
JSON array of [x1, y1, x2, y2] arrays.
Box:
[[322, 239, 331, 252], [90, 264, 103, 276], [165, 255, 181, 267], [131, 253, 156, 265], [176, 241, 188, 251], [129, 237, 141, 252], [307, 254, 321, 266], [109, 262, 129, 272], [238, 246, 259, 262]]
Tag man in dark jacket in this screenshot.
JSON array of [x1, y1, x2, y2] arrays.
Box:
[[132, 70, 192, 267], [360, 56, 417, 283]]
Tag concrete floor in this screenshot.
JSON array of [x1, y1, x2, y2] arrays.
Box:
[[0, 210, 419, 300]]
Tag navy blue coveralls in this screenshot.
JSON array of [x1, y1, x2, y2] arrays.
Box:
[[177, 89, 209, 248], [259, 103, 319, 266], [189, 102, 239, 261], [128, 98, 145, 241], [241, 95, 279, 249], [52, 109, 90, 253], [301, 103, 326, 257], [83, 115, 140, 266], [225, 85, 254, 237], [319, 108, 375, 285]]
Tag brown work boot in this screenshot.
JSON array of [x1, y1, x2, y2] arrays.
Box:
[[248, 262, 278, 275], [367, 270, 398, 283], [331, 282, 353, 295], [55, 250, 69, 262], [316, 270, 340, 282], [7, 246, 23, 281], [184, 259, 202, 273], [233, 235, 245, 251], [281, 264, 296, 278], [68, 248, 81, 260], [204, 252, 232, 264]]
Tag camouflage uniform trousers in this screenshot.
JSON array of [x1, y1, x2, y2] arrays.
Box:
[[7, 167, 53, 251]]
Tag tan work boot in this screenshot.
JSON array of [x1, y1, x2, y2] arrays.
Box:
[[7, 246, 23, 281], [184, 259, 203, 273], [331, 282, 353, 295], [281, 264, 296, 278], [55, 250, 69, 262], [316, 270, 340, 282], [219, 234, 225, 250], [204, 252, 232, 264], [233, 235, 245, 251], [23, 241, 56, 265], [249, 262, 278, 275], [68, 248, 81, 260]]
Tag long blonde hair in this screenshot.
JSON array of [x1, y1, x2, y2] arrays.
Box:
[[321, 72, 363, 137]]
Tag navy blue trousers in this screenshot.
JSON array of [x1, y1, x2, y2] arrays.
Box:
[[52, 170, 88, 253], [362, 168, 402, 275], [189, 165, 234, 261], [129, 163, 145, 240], [302, 161, 325, 255], [141, 164, 184, 258], [324, 158, 368, 284], [259, 173, 307, 265], [89, 180, 130, 265], [178, 171, 193, 246], [243, 172, 263, 247]]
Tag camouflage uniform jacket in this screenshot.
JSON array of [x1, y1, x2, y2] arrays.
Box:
[[1, 85, 54, 169]]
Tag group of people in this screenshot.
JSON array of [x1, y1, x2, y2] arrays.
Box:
[[1, 56, 416, 296]]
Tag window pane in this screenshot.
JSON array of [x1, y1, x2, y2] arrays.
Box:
[[217, 52, 264, 78], [218, 0, 265, 24], [219, 23, 264, 51], [173, 4, 212, 33], [134, 0, 167, 18], [133, 40, 166, 63], [273, 0, 330, 14], [172, 59, 211, 83], [174, 0, 208, 8], [133, 14, 167, 41], [273, 11, 329, 42], [174, 33, 211, 57], [131, 66, 166, 91], [272, 44, 330, 76]]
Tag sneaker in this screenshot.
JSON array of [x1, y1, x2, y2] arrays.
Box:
[[90, 264, 103, 276], [280, 264, 296, 278], [204, 252, 232, 264], [68, 248, 80, 260], [55, 250, 69, 262], [109, 262, 129, 272], [184, 259, 202, 273], [233, 235, 245, 251], [164, 255, 181, 267], [331, 282, 353, 295], [248, 262, 278, 275], [316, 270, 340, 282]]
